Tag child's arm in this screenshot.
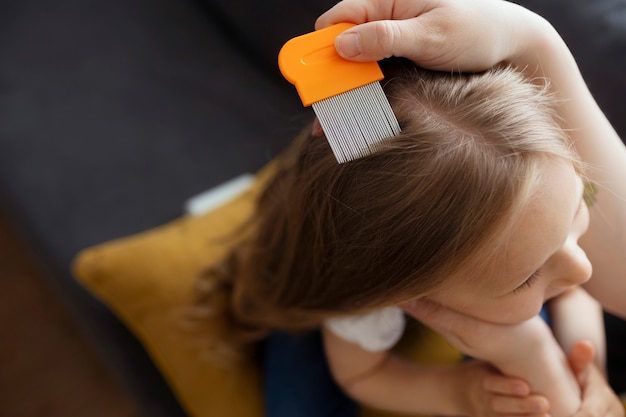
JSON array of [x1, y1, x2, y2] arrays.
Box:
[[404, 300, 582, 417], [316, 0, 626, 320], [322, 326, 548, 417], [405, 298, 624, 417], [550, 287, 606, 372]]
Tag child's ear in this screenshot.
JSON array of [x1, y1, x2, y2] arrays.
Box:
[[311, 117, 324, 137]]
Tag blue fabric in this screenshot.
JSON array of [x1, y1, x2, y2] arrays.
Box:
[[263, 330, 358, 417], [539, 303, 551, 326]]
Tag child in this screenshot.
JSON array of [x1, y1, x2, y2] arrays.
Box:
[[193, 0, 625, 415], [259, 63, 609, 417]]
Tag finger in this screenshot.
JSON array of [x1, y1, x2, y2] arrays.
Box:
[[570, 364, 624, 417], [333, 20, 406, 61], [483, 374, 531, 397], [316, 0, 418, 29], [568, 340, 595, 382], [491, 394, 550, 415], [570, 364, 623, 417], [317, 0, 449, 62], [331, 18, 451, 63], [315, 0, 372, 29]]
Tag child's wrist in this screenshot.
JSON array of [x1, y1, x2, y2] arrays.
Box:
[[490, 318, 555, 367], [498, 338, 582, 417]]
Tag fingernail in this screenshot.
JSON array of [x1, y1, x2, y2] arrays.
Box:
[[336, 32, 362, 58], [533, 401, 546, 413]]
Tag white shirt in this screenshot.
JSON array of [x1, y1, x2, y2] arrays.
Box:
[[325, 306, 406, 352]]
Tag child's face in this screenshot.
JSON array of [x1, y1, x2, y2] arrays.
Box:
[[427, 158, 591, 325]]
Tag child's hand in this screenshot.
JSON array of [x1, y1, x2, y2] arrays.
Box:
[[403, 299, 582, 417], [315, 0, 552, 72], [402, 299, 553, 365], [569, 341, 625, 417], [458, 360, 550, 417]]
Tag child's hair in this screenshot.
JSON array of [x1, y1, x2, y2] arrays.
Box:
[[191, 58, 582, 354]]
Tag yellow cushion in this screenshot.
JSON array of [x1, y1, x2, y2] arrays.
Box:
[[72, 162, 463, 417], [72, 166, 276, 417]]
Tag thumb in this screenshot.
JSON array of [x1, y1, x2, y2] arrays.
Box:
[[334, 20, 422, 62], [568, 340, 595, 381]]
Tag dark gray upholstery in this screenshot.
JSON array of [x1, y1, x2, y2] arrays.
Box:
[[0, 1, 323, 415], [1, 0, 624, 415], [519, 0, 626, 139]]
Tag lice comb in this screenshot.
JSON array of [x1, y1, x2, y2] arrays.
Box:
[[278, 23, 401, 163]]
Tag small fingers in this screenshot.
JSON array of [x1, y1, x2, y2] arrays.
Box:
[[491, 394, 550, 415], [483, 374, 531, 397], [481, 369, 553, 416]]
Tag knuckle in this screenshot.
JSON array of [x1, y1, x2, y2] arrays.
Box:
[[411, 26, 449, 66], [371, 21, 402, 58]]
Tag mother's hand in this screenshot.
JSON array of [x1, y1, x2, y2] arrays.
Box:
[[316, 0, 548, 72]]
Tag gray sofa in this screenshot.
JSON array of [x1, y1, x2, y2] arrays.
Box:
[[1, 0, 624, 415]]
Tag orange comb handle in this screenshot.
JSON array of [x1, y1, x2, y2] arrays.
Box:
[[278, 23, 384, 107]]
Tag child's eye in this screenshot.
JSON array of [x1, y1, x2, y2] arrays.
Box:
[[513, 270, 541, 294]]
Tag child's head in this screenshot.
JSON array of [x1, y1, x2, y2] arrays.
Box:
[[229, 59, 587, 334]]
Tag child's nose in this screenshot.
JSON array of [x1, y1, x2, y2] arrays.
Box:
[[552, 242, 592, 288]]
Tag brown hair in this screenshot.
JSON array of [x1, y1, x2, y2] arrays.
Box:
[[191, 59, 581, 352]]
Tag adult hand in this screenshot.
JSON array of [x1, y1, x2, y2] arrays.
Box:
[[315, 0, 550, 72]]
